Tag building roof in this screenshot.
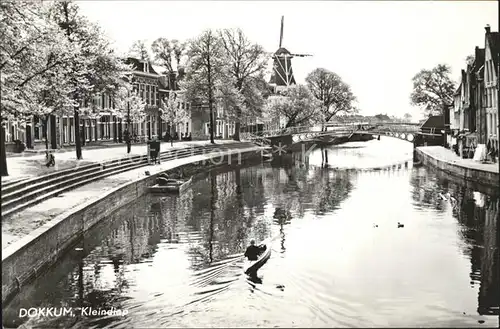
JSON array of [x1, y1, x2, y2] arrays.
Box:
[[158, 76, 168, 90], [473, 47, 485, 72], [486, 32, 500, 73], [420, 115, 444, 129], [274, 47, 292, 56], [125, 57, 160, 75]]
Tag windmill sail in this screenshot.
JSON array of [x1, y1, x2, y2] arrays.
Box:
[[270, 16, 296, 88], [279, 16, 284, 48]]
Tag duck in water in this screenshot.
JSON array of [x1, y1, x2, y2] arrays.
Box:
[[397, 222, 404, 228]]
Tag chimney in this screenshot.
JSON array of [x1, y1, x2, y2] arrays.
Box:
[[169, 71, 177, 90], [485, 24, 491, 33], [159, 76, 168, 88]]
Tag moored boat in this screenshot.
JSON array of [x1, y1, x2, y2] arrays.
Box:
[[148, 176, 193, 193]]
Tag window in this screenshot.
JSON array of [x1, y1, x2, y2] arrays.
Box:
[[485, 61, 489, 82], [69, 118, 74, 143], [490, 61, 494, 83]]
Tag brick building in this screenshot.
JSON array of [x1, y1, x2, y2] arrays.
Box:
[[4, 57, 195, 152]]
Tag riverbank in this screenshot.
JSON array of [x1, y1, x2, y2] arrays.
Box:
[[2, 140, 234, 184], [3, 138, 498, 328], [415, 146, 499, 187], [2, 145, 265, 304]]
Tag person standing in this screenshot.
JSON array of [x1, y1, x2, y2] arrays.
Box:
[[124, 129, 131, 154]]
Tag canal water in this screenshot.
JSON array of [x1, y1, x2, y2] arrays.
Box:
[[3, 138, 499, 328]]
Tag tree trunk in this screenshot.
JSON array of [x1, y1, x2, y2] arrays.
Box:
[[118, 118, 123, 143], [88, 118, 93, 142], [207, 53, 215, 144], [81, 118, 86, 146], [26, 124, 33, 149], [1, 124, 8, 176], [94, 119, 98, 142], [233, 108, 241, 141], [74, 108, 82, 159], [127, 104, 131, 128], [147, 116, 152, 140], [113, 116, 118, 142], [50, 115, 57, 149], [170, 122, 174, 147], [43, 116, 49, 150]]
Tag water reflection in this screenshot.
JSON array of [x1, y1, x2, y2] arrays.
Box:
[[411, 168, 499, 317], [2, 140, 499, 328]]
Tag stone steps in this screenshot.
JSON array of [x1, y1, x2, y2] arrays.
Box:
[[1, 143, 255, 219]]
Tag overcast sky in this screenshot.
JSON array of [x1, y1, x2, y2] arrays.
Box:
[[77, 1, 498, 120]]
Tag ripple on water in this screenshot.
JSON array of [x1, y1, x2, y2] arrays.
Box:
[[3, 140, 499, 329]]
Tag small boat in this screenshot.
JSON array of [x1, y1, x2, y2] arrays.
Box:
[[148, 177, 192, 193], [262, 154, 272, 161], [244, 243, 272, 275]]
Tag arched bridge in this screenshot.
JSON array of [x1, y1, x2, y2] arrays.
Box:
[[242, 122, 426, 147]]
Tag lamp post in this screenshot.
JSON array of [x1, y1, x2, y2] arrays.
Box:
[[126, 89, 131, 129]]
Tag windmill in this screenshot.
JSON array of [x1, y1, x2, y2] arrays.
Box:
[[269, 16, 312, 94]]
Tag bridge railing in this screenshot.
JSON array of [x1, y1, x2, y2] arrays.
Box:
[[255, 122, 420, 138], [241, 132, 272, 147]]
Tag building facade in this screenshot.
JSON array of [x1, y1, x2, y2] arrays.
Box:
[[449, 83, 462, 149], [484, 25, 499, 158], [5, 57, 195, 151], [470, 46, 486, 144], [449, 25, 499, 160]]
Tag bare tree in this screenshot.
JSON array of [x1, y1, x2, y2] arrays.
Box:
[[306, 68, 357, 130], [264, 84, 322, 128], [151, 38, 187, 73], [160, 91, 189, 146], [183, 30, 228, 144], [128, 40, 150, 61], [219, 28, 268, 141], [410, 64, 455, 117]]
